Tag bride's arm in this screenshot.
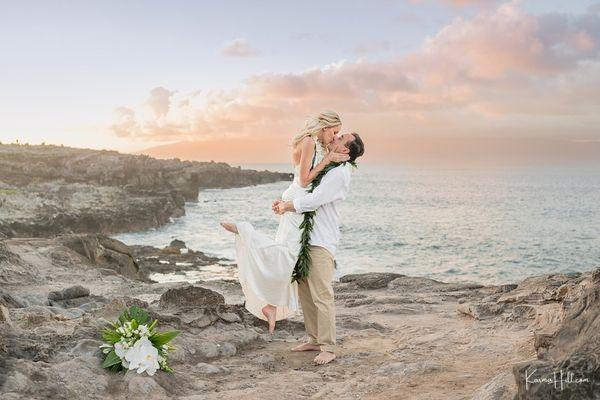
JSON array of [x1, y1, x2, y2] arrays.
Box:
[[297, 137, 347, 188], [276, 166, 349, 214]]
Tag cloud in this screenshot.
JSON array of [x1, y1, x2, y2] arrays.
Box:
[[220, 39, 261, 57], [410, 0, 502, 7], [405, 2, 600, 82], [145, 87, 174, 119], [440, 0, 499, 6], [588, 3, 600, 14], [354, 40, 391, 55], [111, 107, 137, 138], [111, 2, 600, 144]]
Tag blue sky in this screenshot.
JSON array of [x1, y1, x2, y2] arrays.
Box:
[[1, 0, 599, 162]]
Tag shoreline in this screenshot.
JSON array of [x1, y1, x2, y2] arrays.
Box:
[[0, 143, 291, 239], [1, 233, 598, 399]]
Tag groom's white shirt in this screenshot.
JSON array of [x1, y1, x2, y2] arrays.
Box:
[[292, 163, 352, 257]]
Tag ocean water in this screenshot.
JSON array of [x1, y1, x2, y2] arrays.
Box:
[[113, 164, 600, 285]]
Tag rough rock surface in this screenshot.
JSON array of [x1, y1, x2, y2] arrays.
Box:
[[0, 235, 598, 399], [126, 239, 225, 280], [511, 270, 600, 399], [57, 233, 141, 280], [159, 285, 225, 310], [0, 143, 291, 238]]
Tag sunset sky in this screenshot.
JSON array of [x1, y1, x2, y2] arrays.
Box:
[[1, 0, 599, 164]]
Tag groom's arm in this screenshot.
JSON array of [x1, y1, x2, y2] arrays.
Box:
[[279, 167, 349, 213]]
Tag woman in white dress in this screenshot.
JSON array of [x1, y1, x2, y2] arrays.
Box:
[[220, 111, 349, 333]]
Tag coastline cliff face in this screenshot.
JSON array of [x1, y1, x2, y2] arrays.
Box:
[[0, 144, 291, 238]]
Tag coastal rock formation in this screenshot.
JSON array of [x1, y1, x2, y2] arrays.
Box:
[[511, 270, 600, 399], [0, 143, 291, 238], [0, 234, 597, 399], [57, 233, 141, 279], [127, 239, 226, 280], [159, 285, 225, 310], [450, 269, 600, 398]]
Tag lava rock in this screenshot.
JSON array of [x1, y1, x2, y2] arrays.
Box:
[[48, 285, 90, 301], [159, 285, 225, 310], [339, 272, 405, 289], [169, 239, 186, 249]]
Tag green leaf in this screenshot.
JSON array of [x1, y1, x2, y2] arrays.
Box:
[[148, 318, 158, 331], [101, 327, 122, 344], [107, 363, 124, 373], [117, 308, 130, 325], [101, 349, 123, 369], [128, 306, 149, 325], [291, 160, 358, 283], [161, 364, 174, 373], [149, 331, 180, 347]]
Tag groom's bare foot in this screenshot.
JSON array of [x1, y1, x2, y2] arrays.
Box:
[[261, 304, 277, 334], [313, 351, 336, 365], [220, 222, 238, 234], [290, 343, 321, 352]]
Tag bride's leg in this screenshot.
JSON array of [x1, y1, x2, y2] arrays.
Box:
[[220, 222, 238, 234], [261, 304, 277, 334]]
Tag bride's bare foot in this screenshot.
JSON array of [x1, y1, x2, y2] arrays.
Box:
[[313, 351, 336, 365], [290, 343, 321, 352], [261, 304, 277, 334], [220, 222, 238, 234]]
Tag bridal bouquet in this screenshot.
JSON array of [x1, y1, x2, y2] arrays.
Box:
[[99, 305, 179, 376]]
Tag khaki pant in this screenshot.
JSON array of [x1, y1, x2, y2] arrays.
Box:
[[297, 245, 336, 353]]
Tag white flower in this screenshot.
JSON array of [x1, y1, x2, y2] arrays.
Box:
[[114, 342, 127, 359], [138, 325, 149, 337], [99, 343, 113, 354], [124, 336, 160, 376]]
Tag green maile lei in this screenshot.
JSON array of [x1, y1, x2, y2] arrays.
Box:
[[291, 160, 358, 283]]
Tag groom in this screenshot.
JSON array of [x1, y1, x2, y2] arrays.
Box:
[[274, 132, 365, 365]]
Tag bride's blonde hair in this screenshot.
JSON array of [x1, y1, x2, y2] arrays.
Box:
[[292, 110, 341, 146]]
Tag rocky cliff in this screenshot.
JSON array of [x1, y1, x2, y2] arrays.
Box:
[[0, 144, 291, 238], [1, 234, 598, 399]]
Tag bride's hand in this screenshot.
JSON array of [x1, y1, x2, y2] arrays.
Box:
[[275, 201, 289, 215], [325, 151, 350, 164], [272, 199, 282, 214]]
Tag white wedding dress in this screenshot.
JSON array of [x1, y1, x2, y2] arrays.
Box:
[[234, 138, 325, 321]]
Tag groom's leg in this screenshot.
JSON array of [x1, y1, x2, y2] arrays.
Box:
[[306, 246, 336, 353], [297, 276, 319, 345]]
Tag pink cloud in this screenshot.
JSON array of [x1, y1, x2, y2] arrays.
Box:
[[220, 39, 261, 57], [354, 40, 391, 55], [410, 0, 501, 7], [405, 2, 600, 82], [145, 87, 175, 118], [441, 0, 499, 6], [111, 107, 136, 138], [111, 2, 600, 144]]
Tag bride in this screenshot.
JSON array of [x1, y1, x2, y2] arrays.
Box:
[[220, 110, 349, 333]]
